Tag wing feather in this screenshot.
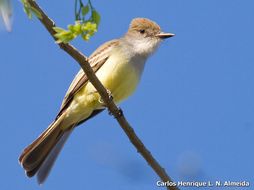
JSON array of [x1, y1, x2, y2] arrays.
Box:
[[57, 39, 119, 117]]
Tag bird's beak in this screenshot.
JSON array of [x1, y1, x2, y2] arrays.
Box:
[[156, 32, 175, 39]]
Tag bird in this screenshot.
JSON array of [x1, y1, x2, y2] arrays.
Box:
[[19, 17, 175, 184]]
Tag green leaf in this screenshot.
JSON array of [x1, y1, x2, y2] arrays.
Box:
[[92, 10, 100, 26], [81, 22, 96, 31], [21, 0, 42, 19], [68, 25, 75, 32], [54, 28, 79, 44], [24, 6, 32, 19], [82, 33, 91, 41], [81, 4, 89, 16], [69, 22, 82, 34], [30, 7, 42, 19], [53, 27, 65, 33]]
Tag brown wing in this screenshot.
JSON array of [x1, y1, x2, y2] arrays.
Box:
[[56, 39, 119, 118]]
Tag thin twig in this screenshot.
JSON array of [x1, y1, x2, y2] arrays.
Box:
[[26, 1, 179, 189]]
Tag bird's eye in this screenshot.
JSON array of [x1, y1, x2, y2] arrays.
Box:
[[139, 29, 145, 34]]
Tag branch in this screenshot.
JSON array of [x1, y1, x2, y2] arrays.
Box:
[[26, 1, 179, 189]]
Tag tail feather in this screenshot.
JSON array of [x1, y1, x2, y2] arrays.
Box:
[[19, 115, 73, 183], [37, 129, 73, 184]]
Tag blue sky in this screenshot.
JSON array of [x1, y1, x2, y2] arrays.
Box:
[[0, 0, 253, 189]]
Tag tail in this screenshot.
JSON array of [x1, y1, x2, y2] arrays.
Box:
[[19, 115, 74, 184]]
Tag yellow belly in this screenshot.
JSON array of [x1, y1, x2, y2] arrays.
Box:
[[85, 51, 140, 104], [63, 51, 140, 126]]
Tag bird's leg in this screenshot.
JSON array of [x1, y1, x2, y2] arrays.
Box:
[[98, 89, 113, 104], [108, 106, 123, 118], [97, 90, 122, 117], [107, 89, 114, 101]]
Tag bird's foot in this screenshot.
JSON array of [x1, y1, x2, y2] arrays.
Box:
[[108, 107, 123, 118], [98, 89, 113, 104]]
